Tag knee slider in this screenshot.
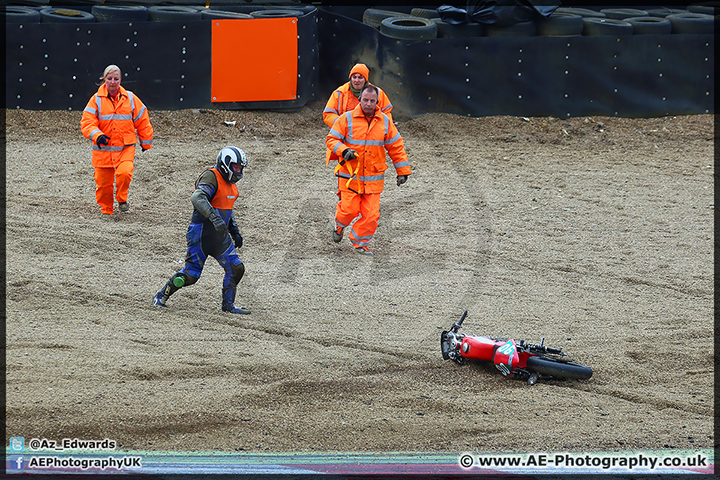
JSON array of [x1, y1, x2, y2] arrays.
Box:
[[172, 272, 198, 288], [231, 263, 245, 284]]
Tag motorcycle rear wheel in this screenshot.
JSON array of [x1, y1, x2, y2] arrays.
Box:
[[526, 356, 593, 380]]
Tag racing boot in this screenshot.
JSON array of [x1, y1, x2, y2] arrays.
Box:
[[153, 273, 188, 307], [222, 287, 250, 315]]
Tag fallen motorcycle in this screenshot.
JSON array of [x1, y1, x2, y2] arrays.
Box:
[[441, 311, 593, 385]]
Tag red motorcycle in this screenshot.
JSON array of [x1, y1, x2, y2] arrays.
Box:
[[441, 311, 593, 385]]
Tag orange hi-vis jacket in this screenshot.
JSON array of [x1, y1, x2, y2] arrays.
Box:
[[81, 84, 153, 168], [326, 103, 411, 195], [323, 81, 393, 165], [323, 82, 393, 128]]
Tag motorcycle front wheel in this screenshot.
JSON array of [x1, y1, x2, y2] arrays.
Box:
[[526, 356, 593, 380]]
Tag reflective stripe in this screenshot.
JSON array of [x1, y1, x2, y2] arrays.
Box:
[[98, 114, 132, 121], [385, 132, 401, 145], [128, 91, 135, 119], [337, 172, 384, 182], [393, 160, 410, 168], [382, 103, 392, 111], [140, 139, 152, 146], [329, 127, 344, 140], [133, 104, 147, 123], [345, 111, 354, 141], [90, 128, 102, 138], [92, 145, 126, 152], [350, 227, 373, 246], [324, 107, 339, 114], [335, 218, 349, 228], [383, 113, 389, 133], [346, 138, 384, 147], [351, 230, 374, 241], [84, 106, 97, 115], [330, 127, 346, 155], [359, 173, 384, 182]]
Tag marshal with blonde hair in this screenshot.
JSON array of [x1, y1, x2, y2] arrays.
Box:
[[99, 64, 121, 82]]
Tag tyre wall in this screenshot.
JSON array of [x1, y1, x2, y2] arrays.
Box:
[[5, 3, 714, 117], [317, 7, 714, 119], [5, 5, 319, 110]]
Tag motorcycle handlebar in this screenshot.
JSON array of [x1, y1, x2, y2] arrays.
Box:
[[450, 310, 468, 333], [524, 342, 564, 355]]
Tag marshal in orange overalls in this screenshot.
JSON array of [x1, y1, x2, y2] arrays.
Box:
[[323, 63, 393, 166], [326, 101, 411, 252], [81, 83, 153, 214]]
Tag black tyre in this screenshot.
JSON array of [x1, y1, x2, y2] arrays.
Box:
[[536, 12, 583, 36], [555, 7, 605, 18], [8, 2, 48, 8], [526, 356, 593, 380], [40, 7, 95, 22], [202, 9, 252, 20], [5, 6, 41, 23], [647, 8, 688, 17], [666, 12, 714, 34], [250, 9, 302, 18], [363, 8, 411, 28], [292, 5, 317, 15], [148, 6, 202, 22], [626, 16, 671, 34], [91, 5, 148, 22], [582, 17, 633, 36], [486, 20, 536, 37], [600, 8, 649, 20], [380, 16, 437, 41], [208, 5, 257, 14], [435, 19, 485, 38], [411, 7, 439, 19], [688, 1, 720, 15]]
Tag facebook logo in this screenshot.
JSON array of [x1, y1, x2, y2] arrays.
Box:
[[9, 456, 25, 470], [9, 437, 25, 452]]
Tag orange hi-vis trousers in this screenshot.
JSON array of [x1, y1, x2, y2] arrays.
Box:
[[94, 156, 134, 214], [335, 191, 381, 248]]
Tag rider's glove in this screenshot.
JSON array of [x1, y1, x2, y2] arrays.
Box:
[[209, 212, 228, 234], [232, 232, 243, 248]]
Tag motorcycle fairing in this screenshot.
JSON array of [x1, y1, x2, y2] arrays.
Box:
[[460, 335, 497, 361], [493, 339, 520, 377]]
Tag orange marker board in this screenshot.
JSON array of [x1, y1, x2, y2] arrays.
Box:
[[211, 18, 298, 102]]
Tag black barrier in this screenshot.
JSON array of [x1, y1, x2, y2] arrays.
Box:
[[316, 7, 714, 119], [5, 4, 714, 117], [5, 8, 319, 110]]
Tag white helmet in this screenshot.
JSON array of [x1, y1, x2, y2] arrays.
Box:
[[216, 146, 248, 183]]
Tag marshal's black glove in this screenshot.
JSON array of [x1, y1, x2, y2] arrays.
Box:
[[397, 175, 408, 186], [209, 212, 228, 234], [342, 149, 358, 162], [96, 135, 109, 149]]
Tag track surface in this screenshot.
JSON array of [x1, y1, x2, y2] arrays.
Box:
[[4, 106, 714, 462]]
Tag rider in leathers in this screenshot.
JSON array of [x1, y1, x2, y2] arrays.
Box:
[[153, 146, 250, 314]]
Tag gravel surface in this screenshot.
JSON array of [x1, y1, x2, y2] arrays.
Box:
[[5, 104, 714, 454]]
